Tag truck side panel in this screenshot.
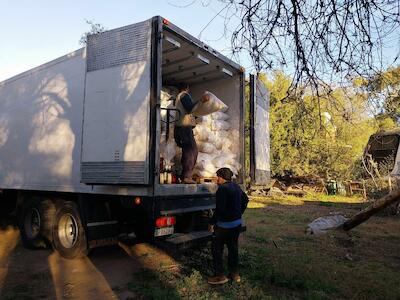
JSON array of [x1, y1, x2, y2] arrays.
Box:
[[81, 20, 153, 185], [250, 75, 271, 185], [0, 50, 86, 191], [0, 50, 152, 196]]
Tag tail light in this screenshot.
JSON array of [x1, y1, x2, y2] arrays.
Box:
[[134, 197, 141, 205], [155, 216, 176, 228]]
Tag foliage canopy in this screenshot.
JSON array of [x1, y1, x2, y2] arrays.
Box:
[[261, 72, 379, 180]]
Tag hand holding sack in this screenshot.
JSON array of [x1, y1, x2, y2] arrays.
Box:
[[191, 91, 228, 116]]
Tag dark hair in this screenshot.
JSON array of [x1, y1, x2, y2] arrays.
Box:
[[178, 82, 189, 91], [216, 167, 233, 181]]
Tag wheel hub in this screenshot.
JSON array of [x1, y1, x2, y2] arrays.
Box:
[[58, 213, 79, 249]]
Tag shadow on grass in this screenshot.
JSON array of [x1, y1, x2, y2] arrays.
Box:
[[155, 232, 339, 300], [305, 200, 366, 210], [158, 243, 267, 299]]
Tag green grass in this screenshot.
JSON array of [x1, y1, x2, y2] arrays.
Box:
[[126, 196, 400, 299], [127, 268, 181, 300]]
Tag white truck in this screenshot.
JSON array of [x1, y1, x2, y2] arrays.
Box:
[[0, 16, 270, 258]]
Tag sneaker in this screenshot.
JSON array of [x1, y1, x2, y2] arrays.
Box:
[[229, 273, 241, 283], [207, 275, 229, 285], [183, 178, 196, 184]]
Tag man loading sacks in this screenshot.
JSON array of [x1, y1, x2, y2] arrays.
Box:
[[174, 83, 207, 184], [174, 84, 228, 184]]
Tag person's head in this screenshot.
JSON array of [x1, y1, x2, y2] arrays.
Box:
[[178, 83, 189, 92], [216, 167, 233, 185]]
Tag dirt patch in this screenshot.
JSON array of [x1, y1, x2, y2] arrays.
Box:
[[0, 229, 178, 300], [1, 196, 399, 299]]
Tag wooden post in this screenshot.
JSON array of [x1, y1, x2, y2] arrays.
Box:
[[362, 179, 366, 199], [342, 189, 400, 231]]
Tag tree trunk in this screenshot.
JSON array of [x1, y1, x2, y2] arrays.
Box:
[[342, 189, 400, 231]]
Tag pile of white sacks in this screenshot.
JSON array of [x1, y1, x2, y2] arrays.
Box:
[[193, 111, 241, 178], [160, 87, 178, 167], [160, 87, 242, 179]]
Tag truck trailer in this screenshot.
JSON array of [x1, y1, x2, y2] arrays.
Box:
[[364, 129, 400, 177], [0, 16, 270, 258]]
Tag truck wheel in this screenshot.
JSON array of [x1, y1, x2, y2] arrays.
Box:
[[52, 201, 88, 259], [19, 198, 56, 249]]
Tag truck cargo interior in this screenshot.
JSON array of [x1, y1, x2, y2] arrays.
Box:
[[159, 28, 243, 186]]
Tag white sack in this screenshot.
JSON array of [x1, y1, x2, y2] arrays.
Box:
[[196, 152, 218, 173], [212, 153, 237, 168], [197, 115, 213, 125], [211, 120, 231, 131], [215, 137, 233, 150], [220, 160, 241, 176], [160, 136, 177, 165], [160, 87, 177, 123], [214, 130, 230, 139], [193, 125, 212, 142], [211, 111, 229, 121], [196, 160, 217, 173], [197, 152, 214, 162], [160, 90, 171, 119], [198, 142, 217, 154], [225, 164, 238, 175], [161, 90, 171, 103], [207, 131, 218, 144], [194, 169, 215, 177], [221, 139, 233, 152], [306, 215, 348, 235], [232, 160, 242, 171], [191, 91, 228, 116]]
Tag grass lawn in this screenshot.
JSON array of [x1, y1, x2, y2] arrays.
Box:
[[127, 195, 400, 300]]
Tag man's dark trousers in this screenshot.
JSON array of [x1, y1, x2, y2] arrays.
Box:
[[174, 126, 198, 179], [212, 225, 241, 276]]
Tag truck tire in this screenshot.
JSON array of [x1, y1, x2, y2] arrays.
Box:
[[52, 201, 88, 259], [18, 198, 56, 249]]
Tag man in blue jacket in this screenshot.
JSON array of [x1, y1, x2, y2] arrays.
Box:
[[208, 168, 249, 285]]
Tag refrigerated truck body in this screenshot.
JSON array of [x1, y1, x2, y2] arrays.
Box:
[[0, 16, 270, 258]]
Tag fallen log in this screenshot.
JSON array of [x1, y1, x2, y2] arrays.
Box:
[[342, 189, 400, 231]]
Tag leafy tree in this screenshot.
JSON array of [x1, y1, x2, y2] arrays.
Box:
[[79, 19, 106, 46], [204, 0, 400, 93], [362, 66, 400, 124], [262, 71, 377, 180]]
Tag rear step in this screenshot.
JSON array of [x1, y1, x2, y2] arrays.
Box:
[[163, 230, 212, 250], [158, 226, 247, 251]]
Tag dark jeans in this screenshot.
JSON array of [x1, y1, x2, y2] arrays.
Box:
[[174, 126, 198, 179], [211, 225, 241, 276]]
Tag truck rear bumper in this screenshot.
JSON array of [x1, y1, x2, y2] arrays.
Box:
[[158, 226, 247, 250], [157, 195, 215, 215]]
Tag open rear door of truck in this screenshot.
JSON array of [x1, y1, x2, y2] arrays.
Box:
[[249, 74, 271, 186], [81, 19, 153, 185]]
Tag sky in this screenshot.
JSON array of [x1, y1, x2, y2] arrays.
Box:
[[1, 1, 398, 84], [0, 0, 243, 82]]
